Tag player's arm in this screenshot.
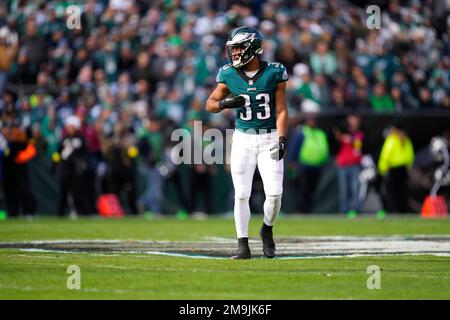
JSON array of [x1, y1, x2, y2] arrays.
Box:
[[270, 81, 288, 161], [275, 81, 288, 138], [206, 83, 245, 113], [206, 83, 229, 113]]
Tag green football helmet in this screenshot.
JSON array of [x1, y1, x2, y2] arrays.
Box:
[[226, 26, 263, 69]]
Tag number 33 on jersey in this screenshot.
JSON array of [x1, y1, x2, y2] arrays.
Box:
[[216, 61, 289, 132]]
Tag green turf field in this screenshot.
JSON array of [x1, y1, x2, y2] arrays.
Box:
[[0, 215, 449, 299]]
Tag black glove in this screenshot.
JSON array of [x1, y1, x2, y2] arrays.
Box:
[[219, 95, 246, 110], [270, 136, 287, 161]]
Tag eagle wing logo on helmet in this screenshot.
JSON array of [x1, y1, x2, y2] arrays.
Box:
[[226, 27, 264, 69]]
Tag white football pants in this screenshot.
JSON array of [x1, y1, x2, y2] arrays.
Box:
[[230, 129, 284, 238]]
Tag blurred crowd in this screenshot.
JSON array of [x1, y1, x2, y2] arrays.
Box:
[[0, 0, 449, 217]]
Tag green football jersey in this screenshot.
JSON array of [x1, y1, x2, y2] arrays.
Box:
[[216, 61, 289, 132]]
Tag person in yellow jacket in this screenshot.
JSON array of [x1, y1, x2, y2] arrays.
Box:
[[378, 123, 414, 213], [288, 115, 329, 213]]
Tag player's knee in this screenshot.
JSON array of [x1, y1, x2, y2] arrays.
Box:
[[235, 194, 250, 203], [266, 194, 282, 206], [234, 188, 251, 200], [234, 195, 250, 202]]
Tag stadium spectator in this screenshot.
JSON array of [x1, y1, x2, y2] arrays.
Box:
[[275, 41, 301, 75], [314, 74, 331, 108], [17, 18, 48, 84], [334, 114, 364, 214], [288, 115, 329, 213], [137, 118, 165, 216], [77, 105, 100, 213], [40, 106, 60, 159], [370, 83, 395, 112], [162, 121, 190, 216], [390, 86, 408, 111], [417, 87, 436, 109], [131, 51, 157, 94], [378, 123, 415, 213], [334, 37, 353, 76], [185, 113, 215, 216], [293, 64, 321, 110], [310, 40, 337, 77], [330, 86, 347, 110], [56, 116, 91, 217], [350, 87, 370, 110], [1, 104, 37, 218], [0, 20, 18, 95], [103, 122, 138, 215]]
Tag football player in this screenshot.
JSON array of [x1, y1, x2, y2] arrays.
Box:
[[206, 26, 288, 259]]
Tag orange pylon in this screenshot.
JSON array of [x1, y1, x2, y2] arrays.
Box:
[[421, 195, 448, 218]]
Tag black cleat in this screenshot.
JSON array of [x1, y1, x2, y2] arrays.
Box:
[[230, 237, 251, 259], [260, 223, 276, 258]]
